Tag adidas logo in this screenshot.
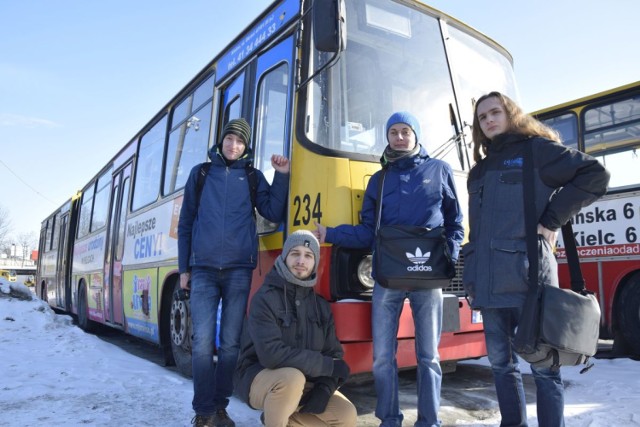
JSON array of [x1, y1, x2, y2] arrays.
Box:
[[406, 248, 430, 265], [406, 248, 433, 272]]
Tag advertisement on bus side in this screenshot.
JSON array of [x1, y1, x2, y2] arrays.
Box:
[[556, 191, 640, 259], [123, 268, 159, 342], [73, 230, 107, 273], [122, 198, 181, 266]]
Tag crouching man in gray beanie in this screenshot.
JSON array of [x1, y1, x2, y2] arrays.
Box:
[[234, 230, 357, 427]]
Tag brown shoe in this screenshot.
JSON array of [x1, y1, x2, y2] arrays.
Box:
[[212, 409, 236, 427], [191, 414, 215, 427]]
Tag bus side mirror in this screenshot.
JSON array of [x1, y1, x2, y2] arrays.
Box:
[[313, 0, 346, 53]]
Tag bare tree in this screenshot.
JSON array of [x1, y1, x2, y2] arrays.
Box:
[[0, 205, 12, 255], [16, 231, 38, 266]]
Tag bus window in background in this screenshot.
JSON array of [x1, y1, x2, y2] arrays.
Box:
[[533, 81, 640, 357]]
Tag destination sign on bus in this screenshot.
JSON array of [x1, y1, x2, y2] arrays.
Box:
[[216, 0, 300, 82]]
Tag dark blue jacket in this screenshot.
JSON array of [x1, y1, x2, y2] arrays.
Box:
[[326, 145, 464, 261], [177, 147, 289, 272], [462, 134, 610, 309]]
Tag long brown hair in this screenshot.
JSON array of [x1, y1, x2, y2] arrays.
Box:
[[471, 91, 561, 162]]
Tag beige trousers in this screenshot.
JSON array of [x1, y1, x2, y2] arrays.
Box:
[[248, 367, 357, 427]]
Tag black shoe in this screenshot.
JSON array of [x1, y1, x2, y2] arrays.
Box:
[[191, 415, 215, 427], [212, 409, 236, 427]]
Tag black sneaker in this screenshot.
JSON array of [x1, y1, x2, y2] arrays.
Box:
[[212, 409, 236, 427], [191, 415, 215, 427]]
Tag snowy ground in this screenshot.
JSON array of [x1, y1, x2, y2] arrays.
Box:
[[1, 280, 639, 426]]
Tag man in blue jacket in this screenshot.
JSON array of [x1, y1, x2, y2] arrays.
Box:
[[315, 112, 464, 427], [178, 118, 290, 427]]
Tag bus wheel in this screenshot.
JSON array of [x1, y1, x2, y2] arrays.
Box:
[[618, 274, 640, 357], [170, 281, 193, 377], [77, 283, 96, 333]]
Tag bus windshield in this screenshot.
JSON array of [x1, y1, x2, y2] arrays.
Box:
[[304, 0, 517, 168]]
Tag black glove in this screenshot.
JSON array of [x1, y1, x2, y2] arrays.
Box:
[[331, 359, 350, 382], [299, 382, 332, 414]]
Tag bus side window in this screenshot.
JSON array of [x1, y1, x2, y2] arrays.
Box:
[[254, 63, 289, 184], [77, 184, 94, 239], [91, 169, 112, 232], [254, 62, 289, 234], [165, 101, 212, 195], [132, 116, 167, 211], [164, 76, 214, 196]]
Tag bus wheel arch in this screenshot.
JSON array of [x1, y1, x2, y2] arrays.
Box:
[[168, 278, 193, 377], [76, 280, 96, 333], [615, 272, 640, 357]]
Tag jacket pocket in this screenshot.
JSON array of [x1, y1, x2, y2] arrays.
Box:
[[467, 180, 483, 228], [461, 242, 477, 301], [490, 238, 528, 294]]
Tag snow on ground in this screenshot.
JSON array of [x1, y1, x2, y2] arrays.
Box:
[[1, 279, 639, 426]]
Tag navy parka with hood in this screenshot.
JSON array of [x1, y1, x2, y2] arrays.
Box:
[[325, 145, 464, 265], [178, 146, 289, 273], [462, 133, 610, 309]]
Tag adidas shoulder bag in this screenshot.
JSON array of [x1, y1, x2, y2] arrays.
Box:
[[373, 171, 455, 291]]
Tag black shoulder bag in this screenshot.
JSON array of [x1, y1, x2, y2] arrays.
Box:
[[513, 141, 600, 372], [372, 169, 456, 290]]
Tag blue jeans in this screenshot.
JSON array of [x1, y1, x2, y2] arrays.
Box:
[[481, 307, 565, 427], [372, 284, 443, 427], [190, 267, 252, 416]]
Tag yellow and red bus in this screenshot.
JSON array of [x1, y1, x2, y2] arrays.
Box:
[[533, 81, 640, 357], [36, 0, 518, 376]]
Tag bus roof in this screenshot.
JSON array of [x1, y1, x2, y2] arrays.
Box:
[[532, 80, 640, 116]]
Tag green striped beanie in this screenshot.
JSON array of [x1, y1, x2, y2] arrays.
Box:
[[221, 118, 251, 146]]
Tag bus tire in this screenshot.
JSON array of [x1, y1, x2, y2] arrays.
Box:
[[170, 280, 193, 378], [77, 283, 96, 333], [618, 274, 640, 357]]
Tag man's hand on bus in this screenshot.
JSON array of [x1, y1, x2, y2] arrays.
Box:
[[537, 223, 558, 248], [180, 272, 191, 290], [313, 221, 327, 243], [271, 155, 290, 174]]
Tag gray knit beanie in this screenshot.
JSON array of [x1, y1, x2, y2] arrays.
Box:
[[221, 118, 251, 146], [275, 230, 320, 287], [282, 230, 320, 270]]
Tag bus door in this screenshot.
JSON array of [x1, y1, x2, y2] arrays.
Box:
[[103, 163, 132, 326], [219, 35, 294, 281], [250, 36, 294, 240], [55, 213, 70, 310]]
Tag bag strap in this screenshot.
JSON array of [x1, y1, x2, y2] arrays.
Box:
[[522, 142, 586, 293], [522, 142, 540, 289], [374, 169, 387, 233], [561, 221, 586, 293]]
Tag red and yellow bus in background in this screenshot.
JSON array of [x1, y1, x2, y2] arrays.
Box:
[[36, 0, 519, 377], [533, 81, 640, 357]]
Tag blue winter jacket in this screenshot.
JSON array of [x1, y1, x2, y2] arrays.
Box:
[[326, 145, 464, 262], [177, 147, 289, 272]]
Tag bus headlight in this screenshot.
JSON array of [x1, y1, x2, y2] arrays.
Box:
[[357, 255, 374, 289]]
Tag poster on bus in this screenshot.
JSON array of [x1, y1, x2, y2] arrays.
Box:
[[556, 191, 640, 259], [122, 198, 181, 266]]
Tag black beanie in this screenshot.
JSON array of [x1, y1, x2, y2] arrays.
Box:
[[221, 118, 251, 146]]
